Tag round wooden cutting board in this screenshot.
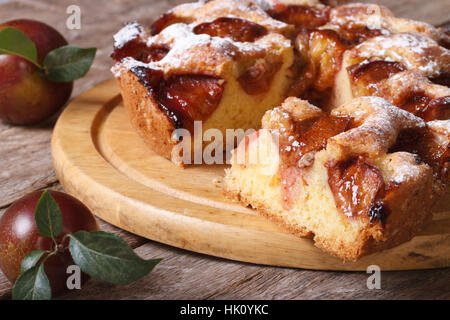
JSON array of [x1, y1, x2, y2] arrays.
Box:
[[52, 79, 450, 271]]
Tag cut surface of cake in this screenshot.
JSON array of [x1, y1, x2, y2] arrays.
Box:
[[224, 96, 449, 260]]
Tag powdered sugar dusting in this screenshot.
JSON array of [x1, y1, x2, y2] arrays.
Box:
[[428, 120, 450, 136], [174, 0, 206, 11], [250, 0, 272, 11], [111, 57, 162, 78], [377, 71, 450, 102], [192, 0, 289, 30], [151, 23, 273, 69], [331, 96, 425, 155], [327, 3, 393, 31], [116, 20, 289, 75], [384, 71, 425, 93], [355, 33, 448, 75], [114, 22, 145, 49], [112, 0, 292, 77], [345, 96, 425, 127], [391, 156, 423, 184]]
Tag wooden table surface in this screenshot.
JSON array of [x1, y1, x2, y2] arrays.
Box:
[[0, 0, 449, 300]]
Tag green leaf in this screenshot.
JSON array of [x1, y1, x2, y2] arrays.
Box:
[[34, 190, 63, 239], [69, 231, 162, 285], [12, 264, 51, 300], [0, 27, 40, 67], [43, 45, 96, 82], [20, 250, 46, 274]]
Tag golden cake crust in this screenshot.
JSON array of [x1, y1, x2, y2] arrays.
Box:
[[115, 65, 178, 160]]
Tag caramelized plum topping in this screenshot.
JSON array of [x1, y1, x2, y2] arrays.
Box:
[[130, 67, 225, 130], [290, 28, 350, 99], [390, 128, 449, 180], [268, 5, 331, 29], [112, 38, 143, 62], [326, 156, 387, 222], [347, 60, 448, 121], [112, 41, 169, 63], [279, 115, 352, 209], [238, 60, 282, 95], [130, 66, 164, 89], [391, 93, 449, 122], [348, 60, 406, 96], [111, 23, 169, 63], [368, 201, 390, 225], [193, 17, 268, 42], [431, 73, 450, 87], [320, 0, 338, 5], [280, 115, 352, 168], [287, 30, 315, 98], [295, 115, 352, 157], [308, 29, 350, 91], [397, 92, 432, 117], [142, 46, 170, 63], [336, 25, 384, 44], [390, 128, 428, 160], [349, 61, 406, 83], [155, 75, 225, 130], [150, 12, 190, 35], [420, 96, 450, 121]]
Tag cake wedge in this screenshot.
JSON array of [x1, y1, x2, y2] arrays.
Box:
[[224, 96, 448, 260]]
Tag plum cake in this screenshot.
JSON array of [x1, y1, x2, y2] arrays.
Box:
[[112, 0, 296, 163], [112, 0, 449, 164], [224, 96, 449, 259], [112, 0, 450, 259]]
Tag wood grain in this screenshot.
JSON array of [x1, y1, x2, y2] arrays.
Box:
[[57, 241, 450, 300], [52, 78, 450, 271], [0, 0, 449, 300]]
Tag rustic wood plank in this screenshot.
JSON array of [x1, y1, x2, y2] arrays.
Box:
[[58, 241, 450, 300], [207, 267, 450, 299], [0, 124, 58, 207]]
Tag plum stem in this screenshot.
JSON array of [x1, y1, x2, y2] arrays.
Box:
[[41, 249, 56, 265], [58, 233, 71, 253]]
